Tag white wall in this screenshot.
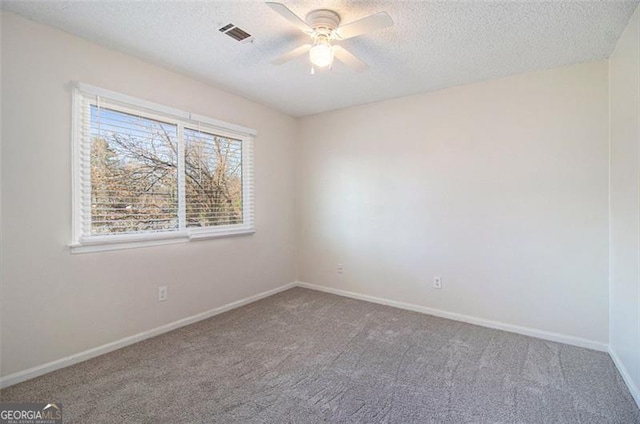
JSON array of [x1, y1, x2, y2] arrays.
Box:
[[610, 4, 640, 406], [0, 8, 4, 378], [297, 61, 610, 345], [0, 12, 297, 377]]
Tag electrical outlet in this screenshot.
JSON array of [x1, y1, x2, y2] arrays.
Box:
[[337, 264, 344, 274], [158, 286, 168, 302], [433, 276, 442, 289]]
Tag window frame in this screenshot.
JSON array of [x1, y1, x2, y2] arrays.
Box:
[[70, 82, 256, 254]]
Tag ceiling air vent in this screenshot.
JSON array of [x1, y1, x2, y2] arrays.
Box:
[[219, 24, 253, 44]]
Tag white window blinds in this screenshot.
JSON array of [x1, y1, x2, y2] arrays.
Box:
[[73, 83, 255, 251], [185, 127, 245, 228]]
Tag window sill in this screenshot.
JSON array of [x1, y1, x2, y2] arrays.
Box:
[[189, 228, 256, 241], [70, 229, 255, 254]]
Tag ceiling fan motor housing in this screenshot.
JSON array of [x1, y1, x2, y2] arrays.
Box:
[[306, 9, 341, 34]]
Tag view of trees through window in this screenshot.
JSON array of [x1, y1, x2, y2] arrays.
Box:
[[184, 128, 243, 228], [90, 105, 243, 235]]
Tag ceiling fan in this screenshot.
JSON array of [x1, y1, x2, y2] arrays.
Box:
[[266, 2, 394, 73]]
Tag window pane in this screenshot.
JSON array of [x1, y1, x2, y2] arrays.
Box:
[[90, 105, 178, 235], [184, 128, 243, 228]]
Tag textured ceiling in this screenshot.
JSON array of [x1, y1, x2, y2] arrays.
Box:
[[3, 0, 639, 117]]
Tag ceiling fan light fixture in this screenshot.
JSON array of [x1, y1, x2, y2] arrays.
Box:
[[309, 38, 333, 68]]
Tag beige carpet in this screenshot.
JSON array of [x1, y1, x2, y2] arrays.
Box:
[[1, 287, 638, 423]]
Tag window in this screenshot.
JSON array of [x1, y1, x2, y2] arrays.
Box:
[[72, 83, 255, 253]]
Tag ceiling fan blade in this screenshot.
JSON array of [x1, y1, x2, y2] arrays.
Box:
[[335, 12, 393, 40], [272, 44, 312, 65], [333, 46, 369, 72], [266, 2, 312, 33]]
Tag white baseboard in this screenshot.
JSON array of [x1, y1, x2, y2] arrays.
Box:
[[0, 280, 625, 398], [609, 347, 640, 410], [295, 282, 609, 352], [0, 282, 297, 389]]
